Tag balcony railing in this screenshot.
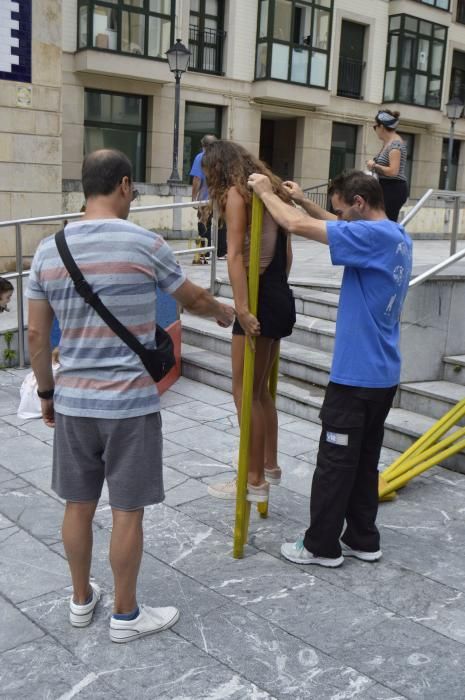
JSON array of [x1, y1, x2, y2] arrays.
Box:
[[337, 56, 364, 99], [188, 25, 225, 75]]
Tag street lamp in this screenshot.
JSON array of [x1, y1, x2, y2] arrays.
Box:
[[166, 38, 191, 184], [444, 97, 464, 191]]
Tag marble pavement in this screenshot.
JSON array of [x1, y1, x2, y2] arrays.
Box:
[[1, 368, 465, 699]]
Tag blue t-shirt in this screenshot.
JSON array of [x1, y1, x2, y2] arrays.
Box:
[[189, 151, 209, 200], [326, 219, 412, 388]]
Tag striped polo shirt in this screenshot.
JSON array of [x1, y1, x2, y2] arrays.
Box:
[[26, 219, 186, 419]]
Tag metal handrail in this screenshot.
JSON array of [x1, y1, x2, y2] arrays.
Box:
[[402, 188, 465, 287], [0, 199, 215, 367]]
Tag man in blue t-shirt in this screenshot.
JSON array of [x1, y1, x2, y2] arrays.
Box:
[[248, 169, 412, 568]]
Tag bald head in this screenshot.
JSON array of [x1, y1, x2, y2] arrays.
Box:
[[201, 134, 217, 148], [82, 149, 133, 199]]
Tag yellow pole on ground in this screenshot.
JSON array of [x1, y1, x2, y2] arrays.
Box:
[[379, 435, 465, 498], [257, 351, 280, 519], [233, 194, 264, 558], [381, 398, 465, 483], [378, 398, 465, 501]]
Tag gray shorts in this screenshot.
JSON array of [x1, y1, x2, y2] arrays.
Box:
[[52, 412, 163, 510]]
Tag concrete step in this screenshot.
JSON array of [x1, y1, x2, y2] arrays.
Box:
[[181, 344, 465, 473], [182, 314, 333, 386], [184, 304, 336, 352], [443, 355, 465, 386], [215, 281, 340, 322], [399, 380, 465, 422]]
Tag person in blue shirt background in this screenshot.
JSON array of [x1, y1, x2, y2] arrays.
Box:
[[248, 169, 412, 569], [190, 134, 227, 259]]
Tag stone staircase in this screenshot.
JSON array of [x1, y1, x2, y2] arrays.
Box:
[[181, 278, 465, 473]]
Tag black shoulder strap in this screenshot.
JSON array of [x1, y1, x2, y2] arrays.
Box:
[[55, 229, 147, 358]]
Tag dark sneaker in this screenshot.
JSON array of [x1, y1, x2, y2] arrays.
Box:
[[69, 582, 101, 627], [340, 542, 382, 562], [110, 604, 179, 643], [281, 540, 343, 567]]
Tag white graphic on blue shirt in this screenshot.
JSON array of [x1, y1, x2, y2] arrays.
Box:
[[393, 265, 404, 286]]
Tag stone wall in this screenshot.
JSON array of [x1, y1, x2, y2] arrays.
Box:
[[0, 0, 62, 267]]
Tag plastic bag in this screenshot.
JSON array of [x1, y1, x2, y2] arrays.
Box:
[[17, 363, 60, 420]]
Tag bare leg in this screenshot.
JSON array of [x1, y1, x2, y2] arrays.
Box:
[[262, 340, 280, 470], [62, 500, 98, 604], [110, 508, 144, 614]]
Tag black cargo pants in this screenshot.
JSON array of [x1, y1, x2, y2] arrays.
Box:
[[303, 381, 397, 559]]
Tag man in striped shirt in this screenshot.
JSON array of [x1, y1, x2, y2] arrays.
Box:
[[27, 149, 234, 643]]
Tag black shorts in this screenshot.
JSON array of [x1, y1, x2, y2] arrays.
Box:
[[232, 273, 296, 340]]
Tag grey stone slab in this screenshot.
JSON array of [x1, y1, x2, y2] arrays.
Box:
[[278, 453, 315, 497], [0, 389, 22, 417], [176, 601, 377, 699], [165, 450, 233, 478], [168, 399, 235, 423], [0, 596, 44, 653], [0, 420, 23, 439], [0, 484, 63, 545], [1, 412, 33, 427], [0, 435, 52, 474], [204, 414, 240, 433], [0, 464, 17, 483], [0, 527, 70, 603], [164, 478, 209, 507], [168, 424, 240, 464], [141, 504, 257, 579], [16, 417, 55, 442], [205, 552, 393, 656], [334, 617, 465, 700], [163, 466, 189, 491], [380, 525, 465, 594], [159, 389, 191, 409], [281, 418, 323, 441], [274, 428, 320, 458], [162, 438, 191, 458], [21, 586, 265, 700], [162, 409, 199, 434], [0, 513, 15, 530], [170, 376, 233, 405], [0, 636, 120, 699]]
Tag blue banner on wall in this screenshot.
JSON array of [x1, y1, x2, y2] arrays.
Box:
[[0, 0, 32, 83]]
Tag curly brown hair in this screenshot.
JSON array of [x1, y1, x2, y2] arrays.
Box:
[[202, 140, 292, 217]]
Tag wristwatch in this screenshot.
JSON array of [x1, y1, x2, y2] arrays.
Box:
[[37, 388, 54, 400]]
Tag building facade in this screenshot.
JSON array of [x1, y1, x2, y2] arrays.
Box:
[[2, 0, 465, 252]]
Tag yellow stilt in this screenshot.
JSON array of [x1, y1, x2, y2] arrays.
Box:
[[233, 194, 264, 558], [379, 398, 465, 501], [382, 398, 465, 482], [379, 436, 465, 498]]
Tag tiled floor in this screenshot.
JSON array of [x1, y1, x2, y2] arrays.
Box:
[[1, 370, 465, 698]]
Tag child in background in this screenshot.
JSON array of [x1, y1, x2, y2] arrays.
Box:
[[0, 278, 14, 313]]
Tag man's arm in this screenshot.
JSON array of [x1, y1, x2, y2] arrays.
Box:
[[191, 176, 201, 201], [28, 299, 55, 427], [172, 279, 235, 328], [283, 181, 336, 221], [248, 175, 328, 244]]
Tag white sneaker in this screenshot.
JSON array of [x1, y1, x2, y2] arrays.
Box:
[[281, 540, 343, 567], [207, 479, 269, 503], [110, 604, 179, 643], [340, 542, 382, 562], [69, 582, 101, 628]]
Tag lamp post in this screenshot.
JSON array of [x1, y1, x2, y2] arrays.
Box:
[[444, 97, 464, 191], [166, 38, 191, 184]]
